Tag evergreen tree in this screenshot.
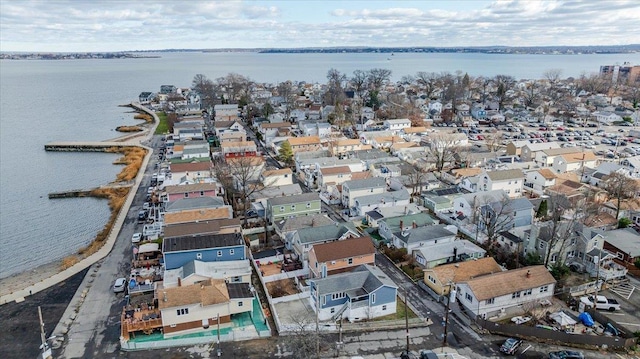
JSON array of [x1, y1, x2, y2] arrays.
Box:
[[536, 199, 548, 219], [278, 141, 294, 166]]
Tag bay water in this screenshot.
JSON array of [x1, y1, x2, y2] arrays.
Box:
[[1, 51, 639, 278]]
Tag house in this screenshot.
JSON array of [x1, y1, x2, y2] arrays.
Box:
[[371, 136, 406, 150], [524, 169, 557, 196], [308, 236, 376, 278], [214, 104, 239, 121], [214, 120, 245, 137], [378, 212, 438, 242], [535, 147, 586, 168], [309, 264, 397, 321], [164, 183, 218, 203], [261, 168, 293, 187], [249, 183, 303, 213], [169, 159, 212, 184], [216, 129, 247, 143], [383, 119, 412, 132], [163, 218, 241, 239], [621, 156, 640, 177], [505, 141, 530, 157], [588, 163, 625, 187], [551, 151, 597, 174], [341, 177, 387, 208], [476, 197, 534, 235], [456, 266, 556, 319], [163, 206, 234, 225], [300, 121, 331, 138], [392, 224, 458, 252], [478, 169, 524, 198], [423, 257, 503, 296], [275, 214, 334, 250], [352, 189, 411, 217], [138, 92, 156, 104], [365, 204, 426, 228], [602, 228, 640, 270], [317, 166, 352, 189], [412, 240, 486, 269], [220, 141, 258, 159], [452, 190, 509, 219], [286, 136, 322, 153], [592, 111, 622, 125], [289, 223, 359, 261], [154, 279, 253, 337], [520, 142, 560, 162], [162, 233, 246, 270], [160, 85, 177, 94], [258, 122, 292, 140], [266, 192, 321, 223], [163, 259, 252, 288], [331, 139, 363, 157]]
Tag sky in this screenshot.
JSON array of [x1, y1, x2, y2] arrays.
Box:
[[1, 0, 639, 52]]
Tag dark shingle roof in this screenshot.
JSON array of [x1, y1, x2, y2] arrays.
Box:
[[163, 233, 243, 252]]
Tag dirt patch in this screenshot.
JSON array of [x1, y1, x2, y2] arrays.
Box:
[[266, 278, 299, 298]]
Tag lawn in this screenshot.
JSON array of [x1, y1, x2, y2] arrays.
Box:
[[154, 112, 169, 134], [373, 297, 418, 321]]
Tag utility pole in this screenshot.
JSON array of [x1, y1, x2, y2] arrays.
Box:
[[443, 282, 455, 348], [405, 289, 410, 354], [38, 306, 52, 359], [316, 283, 320, 359], [216, 314, 222, 357]]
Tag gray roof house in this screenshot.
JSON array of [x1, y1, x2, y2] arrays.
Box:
[[353, 189, 411, 217], [412, 240, 485, 268], [276, 214, 335, 250], [342, 177, 387, 208], [289, 223, 360, 260], [378, 213, 439, 243], [392, 224, 458, 251]]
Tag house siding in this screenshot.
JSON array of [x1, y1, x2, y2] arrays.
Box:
[[457, 282, 555, 319], [164, 245, 246, 270], [268, 200, 322, 222]]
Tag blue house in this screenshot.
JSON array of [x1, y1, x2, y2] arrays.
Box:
[[163, 233, 246, 270], [309, 264, 398, 321], [470, 106, 487, 120]]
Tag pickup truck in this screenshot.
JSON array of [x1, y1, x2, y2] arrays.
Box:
[[580, 295, 620, 311]]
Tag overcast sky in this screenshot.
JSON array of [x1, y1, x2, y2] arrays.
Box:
[[1, 0, 639, 52]]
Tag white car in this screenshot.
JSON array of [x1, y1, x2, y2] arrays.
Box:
[[131, 232, 142, 243], [113, 278, 127, 293]]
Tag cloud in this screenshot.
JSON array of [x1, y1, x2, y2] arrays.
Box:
[[0, 0, 639, 51]]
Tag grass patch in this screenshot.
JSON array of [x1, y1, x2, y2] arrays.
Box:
[[105, 146, 147, 181], [134, 113, 153, 123], [155, 111, 169, 134], [372, 297, 418, 321]]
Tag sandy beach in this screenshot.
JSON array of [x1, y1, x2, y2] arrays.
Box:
[[0, 261, 62, 298]]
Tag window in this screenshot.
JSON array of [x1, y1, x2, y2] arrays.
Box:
[[523, 289, 532, 296], [460, 203, 464, 208], [196, 253, 203, 260], [465, 293, 473, 302], [382, 305, 387, 311], [217, 250, 222, 257], [331, 292, 346, 300], [306, 203, 311, 208], [230, 249, 235, 255], [512, 291, 521, 299], [371, 294, 376, 303], [170, 324, 177, 328], [330, 308, 335, 314], [515, 188, 521, 193], [200, 191, 205, 196], [485, 298, 495, 305], [291, 205, 296, 210], [238, 301, 243, 307], [348, 258, 353, 265], [551, 254, 558, 262], [617, 252, 624, 260], [280, 206, 285, 212], [540, 285, 549, 293], [177, 308, 189, 316], [428, 275, 436, 284], [539, 242, 545, 249], [184, 193, 189, 198], [370, 188, 374, 193]]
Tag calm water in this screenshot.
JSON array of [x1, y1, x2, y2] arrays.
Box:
[[1, 51, 639, 278]]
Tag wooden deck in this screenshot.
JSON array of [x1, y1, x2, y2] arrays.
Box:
[[121, 307, 163, 340]]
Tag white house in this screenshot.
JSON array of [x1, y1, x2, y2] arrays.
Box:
[[452, 190, 508, 219], [353, 189, 411, 217], [592, 111, 622, 125], [524, 169, 557, 196], [214, 104, 239, 121], [456, 266, 556, 319], [392, 224, 458, 252], [551, 151, 597, 174], [341, 177, 387, 208], [412, 240, 485, 268], [478, 169, 524, 198], [261, 168, 293, 187], [383, 119, 412, 133]]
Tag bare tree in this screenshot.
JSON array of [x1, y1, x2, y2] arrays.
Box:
[[485, 130, 503, 153], [493, 75, 516, 110], [425, 132, 462, 172], [577, 72, 612, 95], [601, 172, 640, 220], [325, 68, 346, 106], [280, 312, 324, 359], [227, 156, 265, 225], [543, 69, 563, 85], [475, 194, 514, 251], [415, 71, 439, 99], [522, 81, 541, 108], [211, 157, 235, 205], [403, 166, 429, 198], [191, 74, 218, 111], [350, 70, 369, 100], [277, 81, 297, 122], [367, 68, 392, 91], [216, 73, 252, 103], [539, 193, 584, 268]]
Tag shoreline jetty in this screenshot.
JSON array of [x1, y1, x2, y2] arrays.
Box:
[[0, 102, 157, 305]]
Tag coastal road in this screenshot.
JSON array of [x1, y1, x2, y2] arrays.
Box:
[[56, 135, 162, 359]]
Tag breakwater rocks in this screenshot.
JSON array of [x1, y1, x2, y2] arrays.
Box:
[[44, 141, 128, 152]]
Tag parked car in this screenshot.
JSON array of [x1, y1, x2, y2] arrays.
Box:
[[137, 210, 148, 223], [548, 350, 584, 359], [113, 277, 127, 293], [131, 232, 142, 243], [500, 338, 523, 355], [580, 295, 620, 311]]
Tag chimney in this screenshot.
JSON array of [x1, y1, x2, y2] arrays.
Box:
[[404, 206, 408, 215], [453, 247, 458, 258], [526, 270, 531, 278], [178, 277, 182, 287], [400, 220, 404, 231], [412, 220, 417, 229]]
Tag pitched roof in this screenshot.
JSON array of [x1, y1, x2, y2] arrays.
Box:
[[486, 169, 524, 181], [294, 223, 358, 245], [335, 139, 361, 146], [261, 122, 291, 129], [267, 192, 319, 206], [542, 147, 585, 156], [287, 136, 321, 146], [413, 240, 485, 263], [262, 168, 292, 177], [220, 141, 257, 149], [158, 279, 230, 309], [312, 236, 376, 263], [403, 126, 427, 134], [560, 151, 597, 163], [430, 257, 503, 284], [320, 166, 352, 175], [312, 264, 396, 295], [462, 265, 556, 301], [170, 161, 212, 173], [395, 224, 457, 244], [165, 197, 226, 212], [343, 177, 387, 190], [355, 189, 411, 207], [275, 213, 334, 232], [538, 168, 557, 180]]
